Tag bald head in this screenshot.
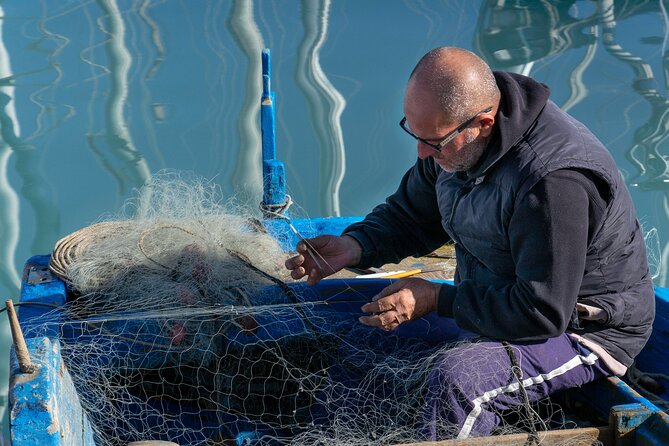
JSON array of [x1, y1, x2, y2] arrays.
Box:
[[408, 47, 500, 123]]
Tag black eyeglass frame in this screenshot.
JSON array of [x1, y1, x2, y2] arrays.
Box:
[[399, 106, 493, 152]]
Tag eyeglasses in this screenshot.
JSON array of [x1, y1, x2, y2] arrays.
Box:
[[399, 106, 493, 152]]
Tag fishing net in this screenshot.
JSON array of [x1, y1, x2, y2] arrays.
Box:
[[23, 173, 595, 446], [642, 223, 662, 281]]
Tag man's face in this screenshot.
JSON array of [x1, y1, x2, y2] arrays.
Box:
[[426, 127, 487, 172], [403, 83, 488, 173]]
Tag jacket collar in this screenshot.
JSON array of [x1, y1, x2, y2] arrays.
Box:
[[465, 71, 551, 180]]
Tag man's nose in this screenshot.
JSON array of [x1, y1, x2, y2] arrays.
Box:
[[417, 142, 436, 159]]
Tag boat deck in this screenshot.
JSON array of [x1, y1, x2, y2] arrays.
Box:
[[280, 244, 457, 283]]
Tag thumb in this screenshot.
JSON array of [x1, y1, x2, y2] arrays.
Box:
[[297, 236, 325, 253], [372, 280, 405, 301], [308, 235, 334, 249], [307, 268, 323, 286]]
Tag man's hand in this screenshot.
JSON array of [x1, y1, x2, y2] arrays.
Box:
[[359, 278, 440, 331], [284, 235, 362, 285]]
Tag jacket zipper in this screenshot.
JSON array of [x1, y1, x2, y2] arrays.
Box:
[[447, 182, 474, 279], [446, 181, 473, 241]]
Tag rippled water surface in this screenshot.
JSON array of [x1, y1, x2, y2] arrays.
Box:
[[2, 0, 669, 437]]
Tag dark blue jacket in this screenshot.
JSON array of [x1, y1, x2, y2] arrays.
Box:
[[345, 71, 655, 367]]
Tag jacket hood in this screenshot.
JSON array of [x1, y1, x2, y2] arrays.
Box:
[[467, 71, 551, 178]]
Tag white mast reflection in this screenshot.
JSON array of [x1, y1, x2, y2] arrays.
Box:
[[138, 0, 167, 168], [0, 3, 20, 432], [88, 0, 151, 198], [0, 6, 20, 295], [296, 0, 346, 217], [562, 25, 598, 113], [228, 0, 264, 200]]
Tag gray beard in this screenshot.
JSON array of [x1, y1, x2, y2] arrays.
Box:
[[440, 128, 488, 172]]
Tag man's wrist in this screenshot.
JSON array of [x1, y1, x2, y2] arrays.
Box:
[[341, 235, 363, 267], [431, 282, 440, 313], [437, 283, 457, 317]]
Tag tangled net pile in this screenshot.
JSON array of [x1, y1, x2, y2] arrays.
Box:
[[25, 173, 586, 445]]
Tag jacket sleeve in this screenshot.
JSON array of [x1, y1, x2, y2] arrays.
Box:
[[342, 157, 451, 268], [436, 169, 608, 341]]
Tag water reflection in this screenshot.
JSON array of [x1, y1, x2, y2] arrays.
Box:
[[0, 4, 22, 432], [138, 0, 165, 82], [599, 0, 669, 189], [229, 0, 264, 200], [475, 0, 600, 73], [296, 0, 346, 217], [138, 0, 167, 167], [561, 28, 598, 113], [89, 0, 152, 197], [0, 11, 20, 295]]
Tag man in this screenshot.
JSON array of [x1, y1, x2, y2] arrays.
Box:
[[285, 47, 655, 439]]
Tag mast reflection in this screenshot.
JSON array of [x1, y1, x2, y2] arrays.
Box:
[[0, 4, 22, 433], [87, 0, 152, 199], [296, 0, 346, 217], [228, 0, 264, 200]]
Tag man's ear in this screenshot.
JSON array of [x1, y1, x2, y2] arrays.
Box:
[[479, 116, 495, 138]]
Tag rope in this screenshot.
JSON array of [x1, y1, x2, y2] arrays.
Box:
[[625, 363, 669, 410], [259, 194, 293, 219], [503, 341, 542, 446], [226, 249, 327, 342], [137, 224, 204, 271], [0, 301, 63, 313], [49, 221, 134, 282]]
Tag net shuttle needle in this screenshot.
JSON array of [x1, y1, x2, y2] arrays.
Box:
[[355, 268, 443, 279], [288, 223, 328, 273]]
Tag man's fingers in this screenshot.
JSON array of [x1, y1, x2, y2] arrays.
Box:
[[288, 265, 323, 284], [358, 278, 435, 332], [360, 301, 378, 313], [358, 315, 382, 328], [306, 268, 321, 286], [358, 311, 401, 331], [371, 280, 404, 301], [361, 296, 395, 314], [360, 283, 417, 331], [284, 254, 305, 270], [290, 266, 306, 280], [395, 312, 407, 323]]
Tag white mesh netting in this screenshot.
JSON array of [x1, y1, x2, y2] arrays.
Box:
[[23, 173, 595, 445]]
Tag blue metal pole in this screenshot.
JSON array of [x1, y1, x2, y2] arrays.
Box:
[[260, 48, 287, 217], [261, 48, 276, 161]]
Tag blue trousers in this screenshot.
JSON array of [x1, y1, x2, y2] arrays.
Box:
[[411, 316, 611, 439]]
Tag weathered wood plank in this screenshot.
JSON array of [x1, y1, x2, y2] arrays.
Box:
[[9, 337, 92, 445], [395, 426, 611, 446]]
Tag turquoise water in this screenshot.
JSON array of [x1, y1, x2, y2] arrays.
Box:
[[2, 0, 669, 439]]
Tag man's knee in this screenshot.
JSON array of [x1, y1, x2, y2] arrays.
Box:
[[429, 342, 511, 395]]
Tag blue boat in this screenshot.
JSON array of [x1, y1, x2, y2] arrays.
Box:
[[8, 49, 669, 446]]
